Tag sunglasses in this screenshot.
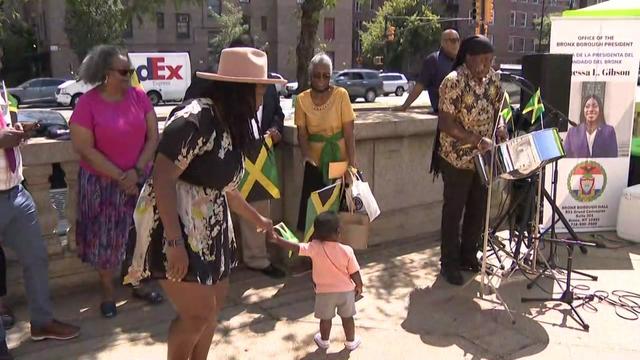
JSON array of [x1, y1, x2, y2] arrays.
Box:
[[111, 68, 135, 77], [312, 73, 331, 80]]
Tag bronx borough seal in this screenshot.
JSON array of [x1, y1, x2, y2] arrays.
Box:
[[567, 160, 607, 202]]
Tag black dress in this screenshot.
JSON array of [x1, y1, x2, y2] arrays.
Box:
[[128, 98, 244, 285]]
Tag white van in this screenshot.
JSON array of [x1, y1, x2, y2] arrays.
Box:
[[56, 52, 192, 107]]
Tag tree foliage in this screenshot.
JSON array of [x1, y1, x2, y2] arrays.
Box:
[[360, 0, 440, 71], [295, 0, 336, 93], [64, 0, 202, 61], [532, 13, 557, 53], [208, 1, 248, 64]]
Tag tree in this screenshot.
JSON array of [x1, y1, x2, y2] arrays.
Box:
[[208, 1, 248, 65], [64, 0, 129, 60], [295, 0, 336, 93], [533, 13, 557, 53], [64, 0, 202, 61], [360, 0, 440, 72]]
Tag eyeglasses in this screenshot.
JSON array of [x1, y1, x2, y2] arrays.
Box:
[[312, 73, 331, 80], [111, 68, 135, 77]]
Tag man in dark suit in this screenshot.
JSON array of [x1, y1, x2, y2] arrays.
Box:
[[230, 35, 286, 278]]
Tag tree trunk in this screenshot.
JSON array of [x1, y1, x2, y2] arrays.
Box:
[[295, 0, 324, 93]]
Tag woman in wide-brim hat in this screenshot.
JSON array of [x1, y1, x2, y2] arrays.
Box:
[[127, 47, 286, 360]]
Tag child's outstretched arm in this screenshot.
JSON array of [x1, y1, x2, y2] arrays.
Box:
[[350, 271, 363, 296], [269, 233, 301, 255]]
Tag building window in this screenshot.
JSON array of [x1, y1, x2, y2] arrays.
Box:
[[520, 0, 527, 3], [324, 17, 335, 41], [531, 13, 539, 29], [156, 12, 164, 30], [508, 36, 525, 53], [208, 0, 221, 17], [176, 13, 190, 39], [510, 11, 516, 27], [261, 16, 267, 32], [370, 0, 375, 10], [517, 11, 527, 28], [239, 0, 250, 3], [532, 0, 539, 3], [326, 51, 335, 65], [123, 17, 133, 39], [355, 0, 362, 12]]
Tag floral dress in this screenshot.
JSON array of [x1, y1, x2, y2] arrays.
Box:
[[127, 98, 244, 285]]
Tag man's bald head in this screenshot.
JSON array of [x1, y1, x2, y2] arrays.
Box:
[[440, 29, 460, 59]]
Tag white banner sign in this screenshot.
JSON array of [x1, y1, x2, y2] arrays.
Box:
[[546, 17, 640, 232]]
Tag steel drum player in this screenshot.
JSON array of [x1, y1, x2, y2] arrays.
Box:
[[430, 35, 509, 285]]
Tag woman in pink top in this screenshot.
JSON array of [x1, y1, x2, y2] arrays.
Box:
[[70, 45, 160, 318], [270, 212, 364, 351]]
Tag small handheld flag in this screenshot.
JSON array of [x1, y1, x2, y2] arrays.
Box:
[[522, 88, 545, 124]]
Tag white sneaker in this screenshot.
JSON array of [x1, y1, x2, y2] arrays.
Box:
[[345, 336, 362, 351], [314, 333, 330, 349]]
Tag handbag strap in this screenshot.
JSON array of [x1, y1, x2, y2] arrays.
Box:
[[320, 242, 351, 279]]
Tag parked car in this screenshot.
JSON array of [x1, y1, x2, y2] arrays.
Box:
[[17, 109, 68, 138], [8, 78, 68, 106], [333, 69, 384, 103], [270, 73, 286, 96], [380, 73, 409, 96], [282, 81, 298, 98], [17, 109, 68, 190]]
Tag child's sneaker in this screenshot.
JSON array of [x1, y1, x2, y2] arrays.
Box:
[[345, 336, 362, 351], [313, 333, 330, 349]]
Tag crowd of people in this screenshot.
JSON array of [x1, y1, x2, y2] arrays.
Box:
[[4, 27, 623, 359]]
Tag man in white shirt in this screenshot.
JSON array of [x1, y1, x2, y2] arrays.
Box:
[[1, 50, 79, 360]]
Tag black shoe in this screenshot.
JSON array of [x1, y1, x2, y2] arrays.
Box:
[[100, 301, 117, 319], [132, 288, 164, 305], [460, 260, 481, 273], [440, 267, 464, 286], [248, 264, 286, 279]]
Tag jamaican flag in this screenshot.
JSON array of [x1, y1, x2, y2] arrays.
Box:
[[274, 222, 299, 258], [131, 71, 144, 90], [1, 81, 18, 124], [499, 91, 513, 127], [303, 180, 343, 242], [238, 136, 281, 202], [522, 88, 545, 124]]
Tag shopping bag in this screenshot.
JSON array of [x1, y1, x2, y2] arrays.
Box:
[[346, 169, 380, 222], [274, 222, 299, 258], [338, 211, 370, 250]]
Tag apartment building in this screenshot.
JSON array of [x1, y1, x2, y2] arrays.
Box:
[[22, 0, 352, 81], [455, 0, 605, 65]]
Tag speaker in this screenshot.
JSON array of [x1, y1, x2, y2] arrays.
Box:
[[521, 54, 573, 131]]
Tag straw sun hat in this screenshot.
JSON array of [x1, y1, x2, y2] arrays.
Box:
[[196, 47, 287, 85]]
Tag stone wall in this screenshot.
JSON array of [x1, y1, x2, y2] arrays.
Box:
[[7, 109, 442, 301]]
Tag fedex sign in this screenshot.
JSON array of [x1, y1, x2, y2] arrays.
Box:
[[136, 57, 183, 81]]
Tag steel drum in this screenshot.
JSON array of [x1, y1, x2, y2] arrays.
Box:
[[475, 128, 565, 185]]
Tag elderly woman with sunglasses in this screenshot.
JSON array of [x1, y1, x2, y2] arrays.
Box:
[[70, 45, 161, 318], [295, 53, 356, 232]]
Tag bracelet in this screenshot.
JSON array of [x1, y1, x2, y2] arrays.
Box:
[[163, 236, 184, 248]]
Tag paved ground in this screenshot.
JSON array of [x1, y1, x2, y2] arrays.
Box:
[[5, 232, 640, 360]]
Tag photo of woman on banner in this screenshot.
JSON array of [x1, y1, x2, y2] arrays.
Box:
[[564, 93, 618, 158]]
